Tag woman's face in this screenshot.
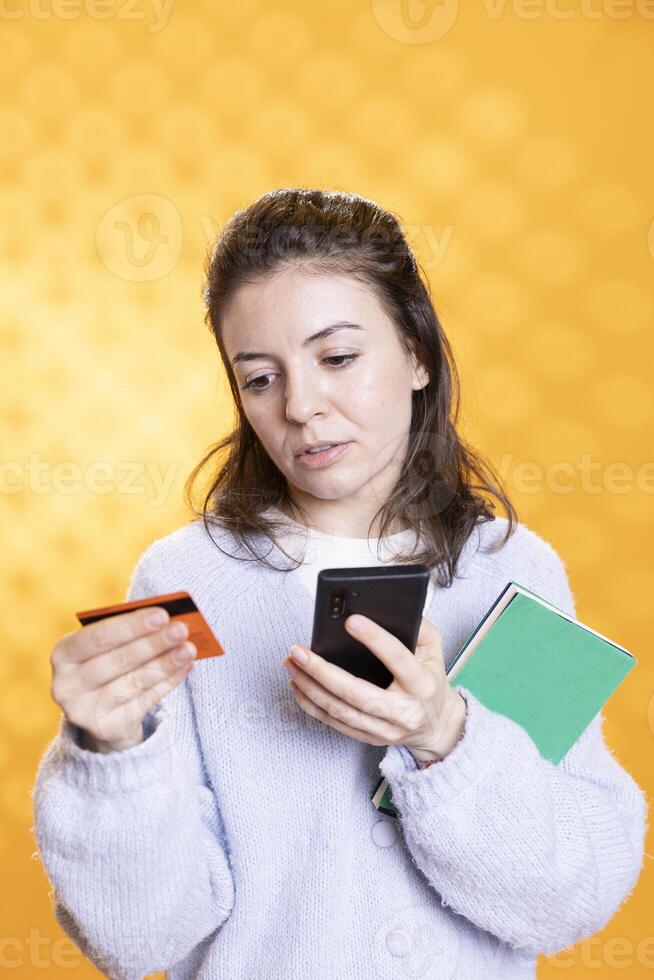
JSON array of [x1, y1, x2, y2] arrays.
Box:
[[221, 267, 428, 534]]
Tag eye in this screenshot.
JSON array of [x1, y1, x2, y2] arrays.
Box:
[[241, 353, 360, 394]]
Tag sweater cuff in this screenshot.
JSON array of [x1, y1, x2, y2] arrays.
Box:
[[378, 687, 495, 812], [55, 703, 174, 795]]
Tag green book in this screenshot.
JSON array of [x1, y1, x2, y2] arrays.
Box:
[[371, 580, 637, 818]]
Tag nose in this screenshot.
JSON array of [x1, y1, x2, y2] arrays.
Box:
[[284, 370, 327, 425]]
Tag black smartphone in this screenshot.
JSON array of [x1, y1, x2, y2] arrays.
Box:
[[310, 564, 430, 689]]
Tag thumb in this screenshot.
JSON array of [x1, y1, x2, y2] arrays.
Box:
[[415, 616, 444, 653], [414, 618, 445, 678]]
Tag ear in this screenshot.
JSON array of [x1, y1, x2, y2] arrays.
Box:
[[409, 349, 430, 391]]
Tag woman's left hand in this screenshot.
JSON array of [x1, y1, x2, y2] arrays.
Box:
[[283, 614, 467, 762]]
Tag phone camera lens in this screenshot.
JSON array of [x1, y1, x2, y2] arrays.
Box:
[[329, 587, 346, 618]]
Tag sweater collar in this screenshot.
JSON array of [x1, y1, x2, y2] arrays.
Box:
[[203, 515, 484, 647], [267, 528, 444, 647]]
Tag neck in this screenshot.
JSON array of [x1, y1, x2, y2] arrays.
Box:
[[274, 499, 411, 539]]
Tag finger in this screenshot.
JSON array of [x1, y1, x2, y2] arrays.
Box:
[[342, 614, 429, 695], [286, 647, 395, 720], [415, 615, 444, 653], [78, 620, 194, 690], [284, 660, 400, 740], [288, 680, 391, 747], [413, 617, 447, 679], [65, 606, 172, 664], [77, 660, 193, 744]]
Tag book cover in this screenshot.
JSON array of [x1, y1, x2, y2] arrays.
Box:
[[371, 580, 636, 818]]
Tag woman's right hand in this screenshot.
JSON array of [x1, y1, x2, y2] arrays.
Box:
[[49, 607, 197, 753]]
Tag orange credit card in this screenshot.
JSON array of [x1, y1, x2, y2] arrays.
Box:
[[75, 590, 224, 662]]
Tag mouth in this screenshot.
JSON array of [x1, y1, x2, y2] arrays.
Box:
[[295, 442, 343, 458], [294, 442, 352, 468]]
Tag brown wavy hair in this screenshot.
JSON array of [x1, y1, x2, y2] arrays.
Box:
[[184, 186, 517, 587]]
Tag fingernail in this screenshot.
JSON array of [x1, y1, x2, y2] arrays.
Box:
[[147, 608, 169, 628], [166, 621, 188, 641], [347, 615, 364, 632], [289, 645, 309, 664], [173, 642, 196, 664]]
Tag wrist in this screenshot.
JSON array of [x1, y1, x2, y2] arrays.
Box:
[[408, 691, 467, 766], [80, 728, 145, 754]]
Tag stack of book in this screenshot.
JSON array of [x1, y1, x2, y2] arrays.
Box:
[[371, 580, 636, 818]]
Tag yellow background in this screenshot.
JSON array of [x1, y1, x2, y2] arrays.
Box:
[[3, 1, 652, 977]]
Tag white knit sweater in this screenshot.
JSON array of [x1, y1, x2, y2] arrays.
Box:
[[31, 515, 648, 979]]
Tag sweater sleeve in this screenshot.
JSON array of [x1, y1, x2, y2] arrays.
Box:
[[30, 548, 235, 979], [378, 556, 649, 957]]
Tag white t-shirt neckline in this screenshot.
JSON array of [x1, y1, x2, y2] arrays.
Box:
[[263, 504, 417, 543]]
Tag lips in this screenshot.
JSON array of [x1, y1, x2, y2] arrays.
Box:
[[294, 441, 343, 457], [295, 441, 352, 468]]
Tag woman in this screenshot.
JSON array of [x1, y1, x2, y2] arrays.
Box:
[[32, 188, 647, 979]]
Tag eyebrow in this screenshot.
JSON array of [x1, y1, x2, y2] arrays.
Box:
[[230, 321, 365, 366]]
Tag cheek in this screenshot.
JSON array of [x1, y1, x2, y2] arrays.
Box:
[[348, 363, 401, 421], [242, 404, 273, 444], [245, 410, 288, 462]]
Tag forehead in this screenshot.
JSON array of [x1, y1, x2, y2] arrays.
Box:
[[221, 269, 388, 348]]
